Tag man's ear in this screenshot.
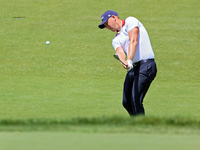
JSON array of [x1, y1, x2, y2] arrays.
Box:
[[112, 15, 117, 21]]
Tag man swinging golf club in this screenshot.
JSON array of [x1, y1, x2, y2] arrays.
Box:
[[98, 10, 157, 116]]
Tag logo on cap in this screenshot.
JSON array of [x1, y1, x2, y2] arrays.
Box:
[[101, 16, 104, 21]]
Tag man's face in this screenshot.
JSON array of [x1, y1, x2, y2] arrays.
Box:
[[104, 16, 119, 32]]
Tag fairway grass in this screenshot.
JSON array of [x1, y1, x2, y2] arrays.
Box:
[[1, 0, 199, 118], [0, 0, 200, 149]]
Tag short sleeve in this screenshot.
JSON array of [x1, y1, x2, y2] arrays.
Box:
[[126, 17, 139, 32], [112, 38, 121, 51]]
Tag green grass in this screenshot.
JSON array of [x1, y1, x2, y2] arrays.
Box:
[[0, 0, 200, 149], [0, 0, 200, 119], [1, 132, 200, 150]]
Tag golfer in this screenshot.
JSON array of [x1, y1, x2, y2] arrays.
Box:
[[98, 10, 157, 116]]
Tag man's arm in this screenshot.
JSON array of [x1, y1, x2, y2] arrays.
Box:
[[115, 27, 139, 69], [116, 46, 127, 68], [127, 27, 139, 61]]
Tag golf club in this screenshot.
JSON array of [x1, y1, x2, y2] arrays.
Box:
[[113, 54, 128, 67]]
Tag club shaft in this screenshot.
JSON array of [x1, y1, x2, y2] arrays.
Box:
[[113, 54, 128, 67], [119, 59, 128, 67]]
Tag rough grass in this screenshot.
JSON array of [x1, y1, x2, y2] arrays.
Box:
[[1, 116, 200, 126], [1, 116, 200, 134]]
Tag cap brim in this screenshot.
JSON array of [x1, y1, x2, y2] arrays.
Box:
[[98, 20, 107, 29], [98, 24, 105, 29]]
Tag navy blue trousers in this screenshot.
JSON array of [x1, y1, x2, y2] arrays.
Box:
[[122, 59, 157, 116]]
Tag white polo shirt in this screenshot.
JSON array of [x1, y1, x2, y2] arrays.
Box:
[[112, 17, 155, 63]]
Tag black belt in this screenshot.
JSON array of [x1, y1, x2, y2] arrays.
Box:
[[133, 59, 154, 67]]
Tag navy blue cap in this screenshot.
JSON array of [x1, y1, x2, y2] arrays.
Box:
[[98, 10, 118, 29]]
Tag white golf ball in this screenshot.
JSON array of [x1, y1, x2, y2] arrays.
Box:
[[46, 41, 50, 45]]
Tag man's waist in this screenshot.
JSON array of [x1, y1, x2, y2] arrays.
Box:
[[133, 59, 155, 66]]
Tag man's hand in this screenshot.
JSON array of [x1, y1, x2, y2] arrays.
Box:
[[126, 59, 133, 71]]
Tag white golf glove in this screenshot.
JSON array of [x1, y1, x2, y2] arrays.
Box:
[[127, 59, 133, 72]]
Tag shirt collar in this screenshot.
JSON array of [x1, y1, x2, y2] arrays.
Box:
[[122, 20, 125, 27]]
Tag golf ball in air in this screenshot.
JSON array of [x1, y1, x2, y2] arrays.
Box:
[[46, 41, 50, 45]]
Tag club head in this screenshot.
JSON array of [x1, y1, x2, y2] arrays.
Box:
[[113, 54, 119, 60]]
